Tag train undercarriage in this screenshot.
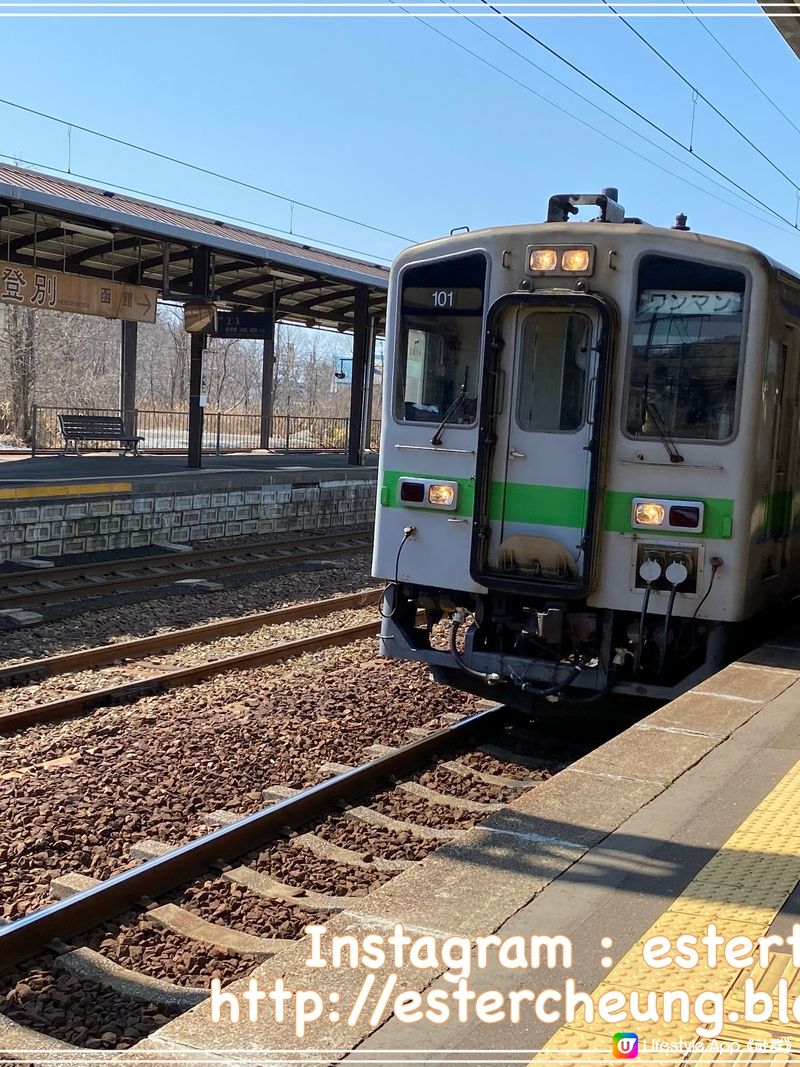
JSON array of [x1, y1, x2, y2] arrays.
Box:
[[380, 583, 732, 712]]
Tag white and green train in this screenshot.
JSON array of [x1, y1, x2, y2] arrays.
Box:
[[372, 188, 800, 709]]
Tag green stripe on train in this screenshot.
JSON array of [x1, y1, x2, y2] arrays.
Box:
[[489, 482, 588, 527], [381, 470, 734, 539]]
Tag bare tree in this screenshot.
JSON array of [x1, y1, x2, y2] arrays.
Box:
[[0, 305, 36, 441]]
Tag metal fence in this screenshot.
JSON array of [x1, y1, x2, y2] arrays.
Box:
[[31, 405, 382, 456]]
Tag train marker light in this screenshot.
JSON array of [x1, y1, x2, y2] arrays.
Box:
[[529, 248, 558, 271], [428, 483, 456, 507], [668, 504, 701, 529], [400, 480, 425, 503], [561, 247, 591, 272], [634, 502, 666, 527]]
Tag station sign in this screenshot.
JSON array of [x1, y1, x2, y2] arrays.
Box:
[[0, 260, 157, 323], [211, 310, 274, 340], [184, 300, 218, 334]]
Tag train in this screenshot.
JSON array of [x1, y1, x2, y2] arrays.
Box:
[[371, 187, 800, 710]]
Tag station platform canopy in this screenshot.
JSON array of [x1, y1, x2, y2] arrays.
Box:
[[0, 162, 391, 467], [0, 162, 388, 331]]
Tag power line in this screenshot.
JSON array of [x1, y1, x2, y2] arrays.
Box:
[[0, 153, 394, 264], [678, 0, 800, 141], [597, 0, 800, 193], [438, 0, 792, 229], [399, 0, 799, 234], [0, 95, 416, 244], [474, 0, 797, 227]]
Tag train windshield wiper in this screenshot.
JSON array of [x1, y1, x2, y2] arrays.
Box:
[[643, 398, 684, 464], [430, 368, 469, 446]]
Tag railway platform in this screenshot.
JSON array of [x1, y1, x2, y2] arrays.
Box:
[[0, 451, 377, 562], [138, 633, 800, 1066]]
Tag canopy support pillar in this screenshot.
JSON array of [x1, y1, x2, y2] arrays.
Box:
[[187, 250, 211, 470], [347, 285, 370, 466]]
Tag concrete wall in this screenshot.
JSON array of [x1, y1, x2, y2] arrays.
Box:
[[0, 477, 376, 562]]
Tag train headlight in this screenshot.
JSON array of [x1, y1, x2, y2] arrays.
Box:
[[428, 483, 456, 507], [529, 248, 558, 271], [632, 498, 705, 532], [633, 502, 666, 527], [398, 477, 459, 511], [527, 244, 595, 276], [561, 248, 591, 272]]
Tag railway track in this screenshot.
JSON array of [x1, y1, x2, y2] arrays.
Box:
[[0, 528, 373, 610], [0, 588, 384, 733], [0, 703, 557, 1053]]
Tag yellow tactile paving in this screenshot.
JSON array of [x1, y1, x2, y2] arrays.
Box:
[[0, 481, 131, 500], [532, 758, 800, 1065]]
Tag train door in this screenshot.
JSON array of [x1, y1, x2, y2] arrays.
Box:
[[472, 297, 607, 596]]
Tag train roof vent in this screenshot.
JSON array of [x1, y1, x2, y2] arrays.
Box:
[[546, 188, 625, 224]]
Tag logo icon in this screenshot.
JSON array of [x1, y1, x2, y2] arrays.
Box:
[[612, 1033, 639, 1059]]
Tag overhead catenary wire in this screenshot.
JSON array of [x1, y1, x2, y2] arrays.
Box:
[[434, 0, 798, 232], [678, 0, 800, 141], [0, 95, 416, 244], [473, 0, 799, 228], [393, 0, 800, 236], [597, 0, 800, 192]]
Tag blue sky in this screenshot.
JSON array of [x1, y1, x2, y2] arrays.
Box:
[[2, 3, 800, 270]]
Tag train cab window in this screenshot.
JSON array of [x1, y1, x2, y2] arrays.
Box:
[[625, 256, 745, 442], [394, 253, 486, 425], [516, 311, 591, 433]]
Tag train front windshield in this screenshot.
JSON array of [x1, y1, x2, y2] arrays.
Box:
[[393, 253, 486, 425], [625, 255, 746, 443]]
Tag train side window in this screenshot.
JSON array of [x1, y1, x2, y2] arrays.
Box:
[[516, 312, 590, 433], [625, 256, 746, 443]]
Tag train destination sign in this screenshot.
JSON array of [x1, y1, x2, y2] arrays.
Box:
[[638, 290, 744, 317], [0, 261, 157, 324], [403, 286, 483, 312]]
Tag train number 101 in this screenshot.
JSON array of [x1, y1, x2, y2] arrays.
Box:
[[432, 290, 456, 308]]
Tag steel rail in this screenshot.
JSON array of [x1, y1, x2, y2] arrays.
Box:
[[0, 588, 382, 687], [0, 616, 384, 734], [0, 529, 373, 608], [0, 703, 509, 970]]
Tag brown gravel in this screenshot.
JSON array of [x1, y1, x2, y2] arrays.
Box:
[[368, 789, 477, 829], [79, 916, 259, 988], [459, 750, 555, 779], [171, 877, 333, 939], [0, 952, 182, 1049], [415, 764, 514, 803], [248, 840, 393, 896], [316, 814, 439, 862], [0, 644, 482, 919]]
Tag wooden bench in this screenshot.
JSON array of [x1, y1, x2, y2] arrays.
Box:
[[58, 414, 144, 457]]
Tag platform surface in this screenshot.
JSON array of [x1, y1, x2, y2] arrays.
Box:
[[0, 451, 378, 489]]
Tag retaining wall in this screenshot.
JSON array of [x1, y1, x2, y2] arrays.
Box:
[[0, 472, 377, 562]]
